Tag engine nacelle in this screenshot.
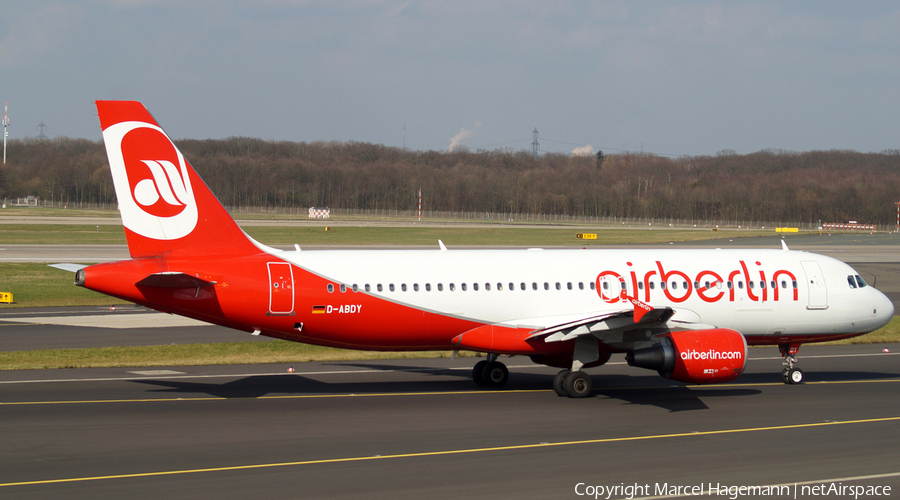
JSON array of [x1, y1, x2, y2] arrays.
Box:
[[626, 328, 748, 384]]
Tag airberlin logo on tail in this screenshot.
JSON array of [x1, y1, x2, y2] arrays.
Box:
[[132, 160, 191, 216], [102, 120, 198, 240]]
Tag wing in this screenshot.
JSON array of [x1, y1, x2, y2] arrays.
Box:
[[451, 302, 677, 354]]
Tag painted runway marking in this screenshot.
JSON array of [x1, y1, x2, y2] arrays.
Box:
[[126, 370, 187, 376], [1, 416, 898, 488]]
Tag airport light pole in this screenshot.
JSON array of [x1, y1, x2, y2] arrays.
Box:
[[2, 102, 8, 164]]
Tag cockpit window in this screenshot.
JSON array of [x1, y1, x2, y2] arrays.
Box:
[[855, 275, 868, 288], [847, 275, 857, 289]]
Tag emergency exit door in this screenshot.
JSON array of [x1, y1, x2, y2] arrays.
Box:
[[267, 262, 295, 315]]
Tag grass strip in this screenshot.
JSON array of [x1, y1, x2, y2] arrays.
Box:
[[0, 224, 127, 244], [0, 342, 478, 371], [0, 222, 776, 246], [0, 263, 129, 308]]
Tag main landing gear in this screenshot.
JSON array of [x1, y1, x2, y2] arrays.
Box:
[[472, 354, 509, 388], [552, 369, 592, 398], [780, 344, 803, 384]]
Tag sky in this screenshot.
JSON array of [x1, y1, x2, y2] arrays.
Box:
[[1, 1, 899, 157]]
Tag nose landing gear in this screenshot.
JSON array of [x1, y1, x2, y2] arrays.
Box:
[[780, 344, 803, 384]]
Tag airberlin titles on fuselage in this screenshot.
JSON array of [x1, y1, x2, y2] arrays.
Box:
[[595, 260, 799, 304]]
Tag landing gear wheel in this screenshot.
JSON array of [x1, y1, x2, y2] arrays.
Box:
[[779, 344, 803, 385], [481, 361, 509, 388], [553, 370, 571, 397], [563, 371, 593, 398], [472, 360, 488, 386]]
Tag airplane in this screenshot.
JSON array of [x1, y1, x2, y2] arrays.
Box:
[[52, 100, 894, 398]]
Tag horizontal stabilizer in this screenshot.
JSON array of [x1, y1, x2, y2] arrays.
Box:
[[136, 272, 216, 288], [48, 263, 88, 273]]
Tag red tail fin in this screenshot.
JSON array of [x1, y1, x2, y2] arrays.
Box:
[[96, 101, 258, 259]]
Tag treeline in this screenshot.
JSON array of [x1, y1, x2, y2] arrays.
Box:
[[2, 137, 899, 224]]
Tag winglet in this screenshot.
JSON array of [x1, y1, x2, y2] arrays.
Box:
[[625, 294, 653, 323], [438, 240, 447, 251], [781, 239, 789, 251]]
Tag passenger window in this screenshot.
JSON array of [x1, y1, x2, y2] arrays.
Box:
[[425, 283, 431, 291], [389, 284, 395, 292], [727, 282, 733, 289], [738, 281, 744, 289], [352, 284, 358, 293], [695, 281, 701, 289], [856, 275, 867, 288], [473, 283, 479, 291], [748, 281, 754, 289], [781, 281, 786, 289], [759, 281, 765, 289], [602, 282, 609, 290], [671, 282, 677, 290], [649, 282, 655, 290], [532, 282, 538, 291], [543, 282, 549, 290], [327, 283, 334, 293], [413, 283, 419, 292], [377, 284, 383, 292], [792, 280, 798, 288], [437, 283, 443, 291], [365, 284, 371, 292], [661, 282, 667, 290], [683, 281, 688, 289], [497, 283, 503, 291], [567, 282, 572, 290], [579, 282, 584, 290], [556, 282, 561, 290], [461, 283, 467, 291], [340, 284, 347, 293], [770, 281, 775, 289], [485, 283, 491, 291], [401, 284, 407, 292], [520, 283, 526, 291], [449, 283, 456, 291], [590, 282, 595, 290]]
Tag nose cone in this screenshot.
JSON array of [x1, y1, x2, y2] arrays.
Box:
[[870, 289, 894, 331]]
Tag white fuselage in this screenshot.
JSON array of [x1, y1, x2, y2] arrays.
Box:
[[280, 247, 893, 342]]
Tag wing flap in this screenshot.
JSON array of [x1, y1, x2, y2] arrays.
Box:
[[527, 306, 676, 343]]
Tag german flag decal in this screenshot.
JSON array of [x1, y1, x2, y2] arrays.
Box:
[[312, 305, 326, 314]]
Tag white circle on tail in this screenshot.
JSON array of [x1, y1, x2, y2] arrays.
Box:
[[101, 120, 198, 241]]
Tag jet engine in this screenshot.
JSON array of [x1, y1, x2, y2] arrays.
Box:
[[626, 329, 747, 384]]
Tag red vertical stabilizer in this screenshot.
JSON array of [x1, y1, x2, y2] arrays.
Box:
[[96, 101, 259, 259]]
